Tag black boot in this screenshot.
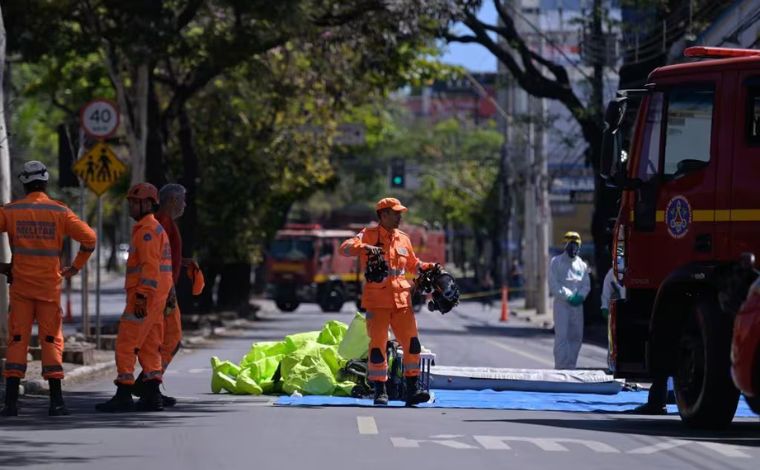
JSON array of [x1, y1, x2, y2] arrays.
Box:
[[48, 379, 70, 416], [1, 377, 20, 417], [95, 384, 135, 413], [404, 376, 430, 407], [135, 380, 164, 412], [131, 372, 146, 398], [373, 381, 388, 406], [161, 393, 177, 408]]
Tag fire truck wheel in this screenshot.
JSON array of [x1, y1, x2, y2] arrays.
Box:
[[319, 287, 344, 313], [275, 298, 300, 312], [674, 298, 739, 429]]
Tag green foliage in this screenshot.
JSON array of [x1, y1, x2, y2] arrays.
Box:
[[5, 0, 459, 264]]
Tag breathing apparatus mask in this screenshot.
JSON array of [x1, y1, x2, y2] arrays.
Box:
[[414, 264, 460, 314]]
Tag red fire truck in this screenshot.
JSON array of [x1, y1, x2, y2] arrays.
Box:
[[601, 47, 760, 428], [265, 223, 446, 313]]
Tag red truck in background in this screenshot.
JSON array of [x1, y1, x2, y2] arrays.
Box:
[[601, 47, 760, 428], [265, 223, 446, 313]]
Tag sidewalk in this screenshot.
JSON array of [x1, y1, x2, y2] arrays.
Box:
[[0, 316, 255, 398]]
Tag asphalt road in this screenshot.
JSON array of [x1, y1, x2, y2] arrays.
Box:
[[3, 299, 759, 470]]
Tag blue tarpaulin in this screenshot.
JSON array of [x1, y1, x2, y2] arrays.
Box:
[[275, 389, 758, 417]]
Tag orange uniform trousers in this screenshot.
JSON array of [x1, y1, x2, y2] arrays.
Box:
[[161, 304, 182, 371], [115, 289, 169, 385], [4, 290, 65, 380], [365, 306, 422, 382]]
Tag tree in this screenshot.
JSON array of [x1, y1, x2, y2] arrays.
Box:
[[442, 0, 617, 280], [5, 1, 459, 312]]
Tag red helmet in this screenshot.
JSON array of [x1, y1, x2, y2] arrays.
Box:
[[127, 183, 159, 204]]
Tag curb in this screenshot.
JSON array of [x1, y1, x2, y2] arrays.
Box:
[[17, 315, 251, 397], [23, 360, 117, 396]]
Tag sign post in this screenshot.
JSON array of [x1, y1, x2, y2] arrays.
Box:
[[76, 99, 123, 348]]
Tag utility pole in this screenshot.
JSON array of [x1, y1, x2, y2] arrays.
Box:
[[523, 113, 536, 309], [0, 5, 11, 362], [535, 95, 550, 315]]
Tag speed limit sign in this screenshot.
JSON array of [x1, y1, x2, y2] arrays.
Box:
[[80, 99, 120, 139]]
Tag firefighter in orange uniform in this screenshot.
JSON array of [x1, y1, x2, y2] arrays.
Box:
[[132, 183, 192, 407], [0, 161, 96, 417], [96, 183, 173, 412], [340, 197, 435, 406]]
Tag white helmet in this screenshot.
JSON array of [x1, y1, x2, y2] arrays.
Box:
[[18, 161, 49, 184]]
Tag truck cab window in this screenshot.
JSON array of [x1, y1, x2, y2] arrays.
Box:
[[746, 85, 760, 145], [663, 88, 714, 177], [637, 92, 664, 182]]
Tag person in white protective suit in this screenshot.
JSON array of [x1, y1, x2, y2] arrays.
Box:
[[549, 231, 590, 369]]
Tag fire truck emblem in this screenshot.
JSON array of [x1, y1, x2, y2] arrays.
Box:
[[666, 195, 691, 239]]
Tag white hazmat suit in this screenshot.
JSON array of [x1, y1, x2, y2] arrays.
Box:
[[549, 251, 590, 369]]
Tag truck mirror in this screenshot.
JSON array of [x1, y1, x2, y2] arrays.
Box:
[[600, 99, 627, 183]]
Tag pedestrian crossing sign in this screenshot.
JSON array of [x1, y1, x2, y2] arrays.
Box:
[[73, 142, 127, 196]]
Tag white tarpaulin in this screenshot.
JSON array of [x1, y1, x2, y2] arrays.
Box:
[[429, 366, 624, 395]]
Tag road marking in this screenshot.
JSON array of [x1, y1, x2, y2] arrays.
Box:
[[187, 368, 212, 374], [696, 441, 751, 459], [357, 416, 378, 435], [627, 439, 690, 455], [391, 437, 477, 449], [385, 434, 753, 458], [474, 435, 619, 453], [483, 339, 554, 367], [627, 439, 751, 458]]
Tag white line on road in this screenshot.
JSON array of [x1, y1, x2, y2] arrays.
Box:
[[357, 416, 378, 435], [483, 339, 554, 367]]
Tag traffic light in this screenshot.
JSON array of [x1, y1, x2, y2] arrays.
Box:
[[390, 158, 405, 188]]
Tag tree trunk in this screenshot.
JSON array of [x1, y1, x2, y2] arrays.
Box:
[[0, 5, 11, 357], [175, 104, 200, 315], [216, 263, 252, 314], [146, 72, 167, 188]]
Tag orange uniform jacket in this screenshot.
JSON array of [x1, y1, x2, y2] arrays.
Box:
[[125, 214, 173, 300], [340, 225, 431, 310], [0, 192, 96, 301]]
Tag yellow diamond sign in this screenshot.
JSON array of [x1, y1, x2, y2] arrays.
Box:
[[73, 142, 127, 196]]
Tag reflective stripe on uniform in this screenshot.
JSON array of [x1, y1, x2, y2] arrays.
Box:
[[140, 278, 158, 288], [117, 373, 135, 382], [79, 245, 95, 253], [5, 203, 68, 212], [160, 265, 173, 272], [13, 247, 60, 257], [403, 363, 420, 371], [127, 266, 141, 274], [121, 313, 144, 323], [367, 370, 387, 378], [5, 362, 27, 372], [42, 365, 64, 373], [144, 370, 162, 380], [389, 268, 405, 277]]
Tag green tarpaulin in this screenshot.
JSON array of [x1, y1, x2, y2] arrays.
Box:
[[210, 314, 369, 396]]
